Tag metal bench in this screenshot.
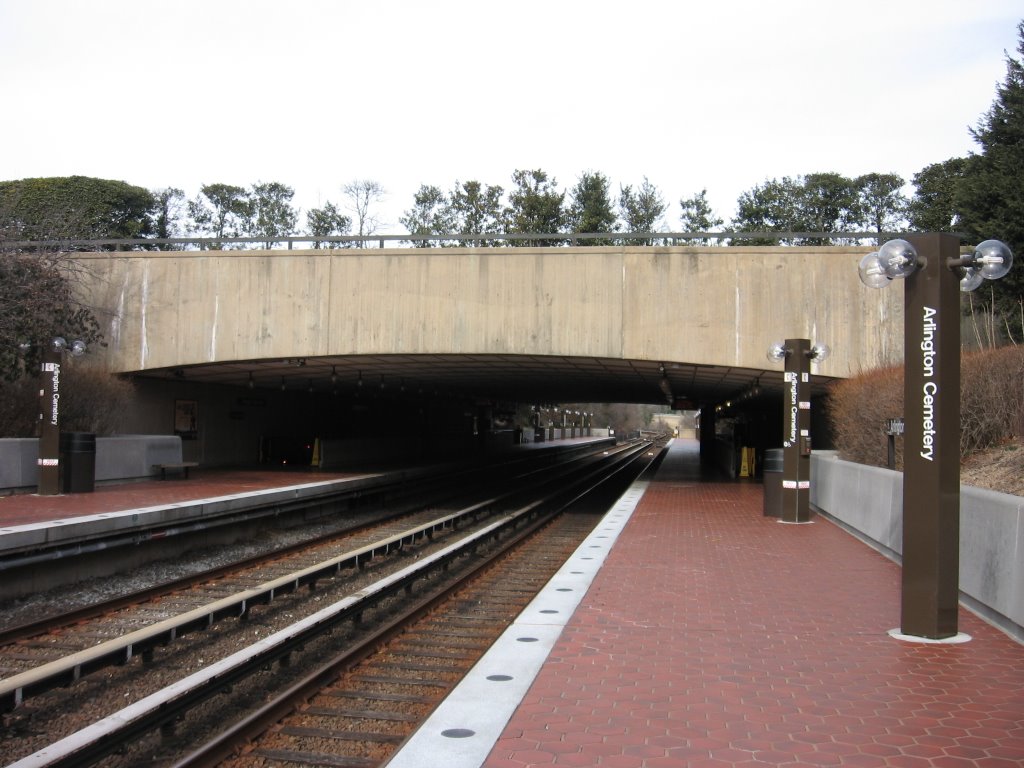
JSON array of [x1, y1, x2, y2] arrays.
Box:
[[153, 462, 199, 480]]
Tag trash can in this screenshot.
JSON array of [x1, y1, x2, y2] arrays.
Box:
[[60, 432, 96, 493], [533, 427, 546, 443], [763, 448, 783, 517]]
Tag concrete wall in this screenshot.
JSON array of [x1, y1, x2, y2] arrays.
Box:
[[0, 439, 40, 490], [0, 435, 182, 493], [72, 246, 904, 379], [811, 451, 1024, 641]]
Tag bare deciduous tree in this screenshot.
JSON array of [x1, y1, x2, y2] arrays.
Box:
[[342, 180, 387, 247]]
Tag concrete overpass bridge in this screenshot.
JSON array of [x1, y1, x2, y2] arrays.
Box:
[[74, 244, 903, 466]]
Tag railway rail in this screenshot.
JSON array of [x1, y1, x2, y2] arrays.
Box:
[[1, 439, 663, 768], [0, 437, 613, 640], [0, 439, 612, 603]]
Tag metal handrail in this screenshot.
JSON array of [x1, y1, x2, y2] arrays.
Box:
[[0, 230, 938, 251]]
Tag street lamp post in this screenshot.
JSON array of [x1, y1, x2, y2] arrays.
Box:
[[858, 233, 1013, 640], [33, 337, 87, 496], [767, 338, 830, 523]]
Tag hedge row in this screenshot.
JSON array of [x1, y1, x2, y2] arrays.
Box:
[[0, 366, 134, 438], [827, 345, 1024, 468]]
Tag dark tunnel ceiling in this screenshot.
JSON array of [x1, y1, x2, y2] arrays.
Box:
[[138, 354, 836, 408]]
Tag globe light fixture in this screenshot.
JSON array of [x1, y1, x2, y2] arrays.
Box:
[[809, 343, 830, 362], [877, 238, 919, 280], [861, 237, 1013, 293], [965, 239, 1013, 281], [958, 266, 985, 292], [766, 341, 788, 363], [857, 251, 891, 289], [766, 340, 830, 363]]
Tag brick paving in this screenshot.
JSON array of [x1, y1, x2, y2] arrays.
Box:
[[483, 439, 1024, 768], [1, 440, 1020, 766], [0, 438, 603, 528]]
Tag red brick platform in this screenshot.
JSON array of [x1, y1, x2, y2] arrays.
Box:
[[483, 439, 1024, 767], [0, 469, 365, 527], [2, 441, 1021, 766]]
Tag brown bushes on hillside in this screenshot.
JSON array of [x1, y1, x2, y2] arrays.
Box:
[[0, 366, 134, 438], [828, 345, 1024, 468], [961, 346, 1024, 452], [827, 365, 905, 468]]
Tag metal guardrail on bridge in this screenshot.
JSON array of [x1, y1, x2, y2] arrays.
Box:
[[0, 230, 933, 251]]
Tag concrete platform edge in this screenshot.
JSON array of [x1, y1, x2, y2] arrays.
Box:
[[382, 480, 651, 768], [0, 474, 386, 555]]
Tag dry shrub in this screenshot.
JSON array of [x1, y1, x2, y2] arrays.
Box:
[[960, 345, 1024, 453], [827, 365, 904, 468], [827, 345, 1024, 468], [0, 365, 134, 437]]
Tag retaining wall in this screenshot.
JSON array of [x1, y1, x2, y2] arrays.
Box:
[[811, 451, 1024, 642], [0, 436, 182, 493]]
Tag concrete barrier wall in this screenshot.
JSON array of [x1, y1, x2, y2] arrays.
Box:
[[0, 436, 182, 493], [0, 439, 40, 491], [811, 451, 1024, 640], [74, 247, 904, 380]]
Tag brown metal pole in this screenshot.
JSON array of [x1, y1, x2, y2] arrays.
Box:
[[781, 338, 811, 523], [37, 343, 62, 496], [901, 233, 961, 639]]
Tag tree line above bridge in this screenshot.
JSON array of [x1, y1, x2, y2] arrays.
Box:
[[2, 22, 1023, 341]]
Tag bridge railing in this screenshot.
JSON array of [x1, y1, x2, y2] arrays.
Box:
[[0, 231, 925, 252]]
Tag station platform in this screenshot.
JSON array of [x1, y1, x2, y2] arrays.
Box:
[[0, 436, 611, 529], [387, 438, 1024, 768], [2, 438, 1021, 766], [0, 467, 363, 527], [0, 436, 610, 562]]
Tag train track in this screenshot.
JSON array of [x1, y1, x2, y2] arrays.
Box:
[[0, 438, 611, 606], [0, 438, 614, 648], [212, 508, 598, 768], [1, 440, 662, 768]]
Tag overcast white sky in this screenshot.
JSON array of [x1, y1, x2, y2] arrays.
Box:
[[1, 0, 1020, 231]]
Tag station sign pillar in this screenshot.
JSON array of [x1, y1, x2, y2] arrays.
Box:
[[900, 233, 961, 639], [781, 338, 812, 523], [37, 344, 63, 496]]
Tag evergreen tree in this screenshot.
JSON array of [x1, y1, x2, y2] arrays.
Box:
[[730, 177, 802, 244], [188, 183, 253, 248], [855, 173, 907, 242], [908, 158, 968, 232], [0, 176, 154, 244], [152, 187, 186, 249], [566, 171, 618, 244], [306, 201, 352, 248], [956, 20, 1024, 336], [799, 172, 862, 244], [400, 185, 452, 247], [678, 189, 723, 245], [730, 174, 860, 245], [448, 180, 504, 246], [248, 181, 298, 248], [504, 169, 565, 246], [619, 178, 667, 244]]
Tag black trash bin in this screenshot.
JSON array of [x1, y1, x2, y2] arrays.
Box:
[[763, 448, 783, 517], [60, 432, 96, 493]]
